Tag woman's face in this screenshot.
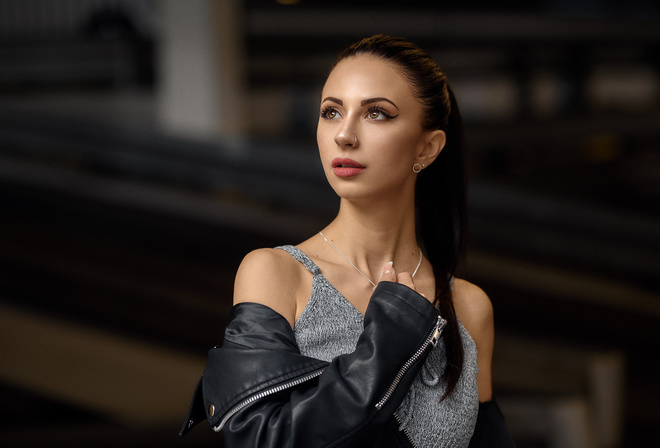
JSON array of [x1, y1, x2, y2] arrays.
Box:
[[317, 55, 430, 202]]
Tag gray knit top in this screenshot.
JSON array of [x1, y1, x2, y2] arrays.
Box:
[[278, 245, 479, 448]]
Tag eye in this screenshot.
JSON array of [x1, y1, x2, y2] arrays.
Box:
[[320, 106, 341, 120], [367, 106, 397, 121]]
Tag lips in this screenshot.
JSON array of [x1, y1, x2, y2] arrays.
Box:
[[332, 158, 366, 178]]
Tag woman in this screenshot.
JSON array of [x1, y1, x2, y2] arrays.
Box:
[[180, 34, 515, 447]]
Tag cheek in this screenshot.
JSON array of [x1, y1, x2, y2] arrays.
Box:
[[317, 125, 337, 181], [371, 128, 419, 165], [317, 125, 332, 161]]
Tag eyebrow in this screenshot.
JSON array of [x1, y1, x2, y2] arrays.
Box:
[[321, 96, 342, 105], [361, 97, 399, 109], [321, 96, 399, 109]]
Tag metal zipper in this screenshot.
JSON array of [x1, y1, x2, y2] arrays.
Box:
[[393, 412, 418, 448], [213, 368, 326, 432], [374, 315, 447, 411]]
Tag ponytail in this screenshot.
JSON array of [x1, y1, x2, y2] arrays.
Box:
[[416, 85, 467, 399]]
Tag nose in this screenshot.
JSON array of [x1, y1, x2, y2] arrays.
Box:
[[334, 129, 359, 149]]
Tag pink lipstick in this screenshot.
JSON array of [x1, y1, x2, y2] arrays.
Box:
[[332, 158, 366, 177]]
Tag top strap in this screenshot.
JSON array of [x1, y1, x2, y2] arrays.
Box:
[[276, 245, 321, 275]]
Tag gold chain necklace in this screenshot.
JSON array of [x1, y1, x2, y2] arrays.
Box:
[[318, 231, 422, 290]]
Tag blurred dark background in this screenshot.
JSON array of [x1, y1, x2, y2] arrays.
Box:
[[0, 1, 658, 447]]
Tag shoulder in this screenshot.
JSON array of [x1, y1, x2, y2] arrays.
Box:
[[233, 248, 307, 327], [452, 278, 493, 331], [452, 278, 494, 357], [235, 248, 298, 280], [453, 278, 495, 401]]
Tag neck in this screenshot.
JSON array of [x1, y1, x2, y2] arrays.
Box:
[[322, 191, 420, 281]]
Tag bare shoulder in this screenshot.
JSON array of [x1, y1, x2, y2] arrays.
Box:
[[452, 278, 494, 352], [452, 278, 493, 328], [453, 278, 495, 401], [233, 248, 306, 327]]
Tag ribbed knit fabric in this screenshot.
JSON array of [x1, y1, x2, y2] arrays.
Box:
[[278, 245, 479, 448]]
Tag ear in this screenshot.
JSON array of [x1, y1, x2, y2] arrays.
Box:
[[417, 129, 446, 168]]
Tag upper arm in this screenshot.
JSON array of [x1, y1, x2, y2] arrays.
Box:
[[233, 248, 302, 328], [453, 279, 494, 402]]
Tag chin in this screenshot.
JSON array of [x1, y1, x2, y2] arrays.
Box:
[[331, 184, 383, 203]]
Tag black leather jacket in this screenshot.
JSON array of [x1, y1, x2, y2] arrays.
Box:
[[180, 281, 445, 447], [180, 281, 516, 447]]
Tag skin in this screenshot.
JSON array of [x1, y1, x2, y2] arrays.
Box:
[[233, 55, 494, 402]]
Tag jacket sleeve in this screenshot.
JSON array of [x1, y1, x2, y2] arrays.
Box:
[[197, 281, 440, 448], [467, 399, 517, 448]]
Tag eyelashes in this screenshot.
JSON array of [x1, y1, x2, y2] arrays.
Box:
[[319, 105, 399, 121], [320, 105, 339, 120], [367, 105, 398, 120]]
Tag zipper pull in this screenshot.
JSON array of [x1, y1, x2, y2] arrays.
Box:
[[430, 316, 447, 347]]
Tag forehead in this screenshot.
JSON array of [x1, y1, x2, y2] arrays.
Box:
[[322, 55, 414, 100]]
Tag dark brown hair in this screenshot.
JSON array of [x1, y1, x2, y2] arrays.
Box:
[[333, 34, 467, 400]]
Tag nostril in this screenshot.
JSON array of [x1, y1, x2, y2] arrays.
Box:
[[334, 132, 359, 149]]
